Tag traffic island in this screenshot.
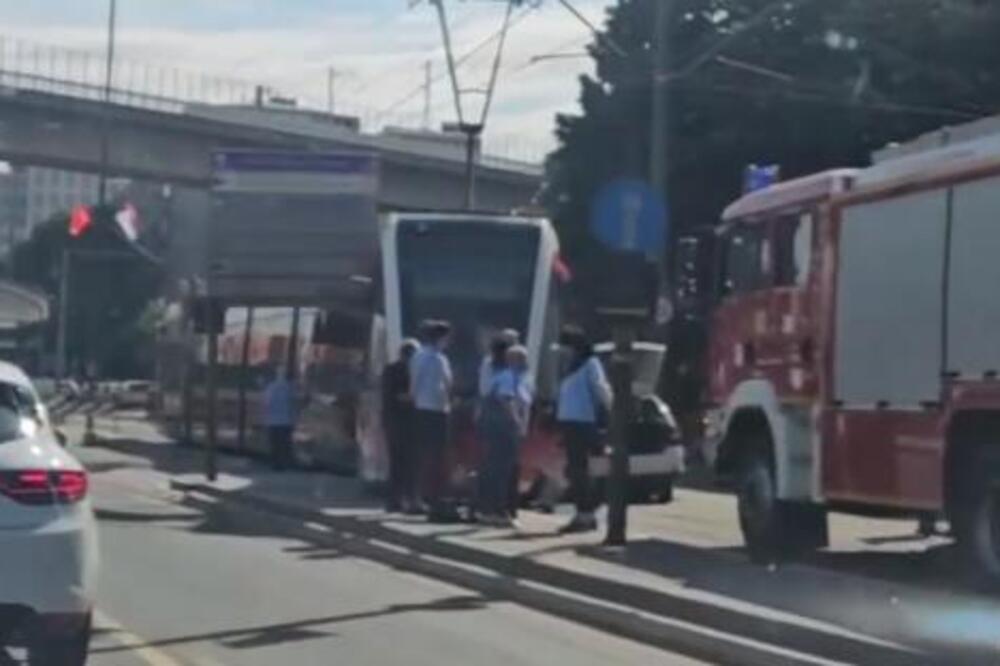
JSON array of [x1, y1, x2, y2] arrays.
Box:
[[169, 472, 945, 666]]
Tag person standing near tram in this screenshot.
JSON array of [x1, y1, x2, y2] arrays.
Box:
[[410, 320, 457, 522], [556, 327, 613, 534]]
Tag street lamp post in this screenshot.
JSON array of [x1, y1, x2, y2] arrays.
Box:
[[98, 0, 117, 207], [60, 0, 116, 380]]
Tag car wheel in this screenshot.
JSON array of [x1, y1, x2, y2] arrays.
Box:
[[653, 477, 674, 504], [29, 614, 90, 666], [957, 452, 1000, 588]]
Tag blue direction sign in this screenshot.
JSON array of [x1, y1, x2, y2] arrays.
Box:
[[590, 179, 667, 261]]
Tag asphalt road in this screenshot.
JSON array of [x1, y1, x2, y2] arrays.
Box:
[[73, 443, 706, 666], [24, 409, 1000, 665]]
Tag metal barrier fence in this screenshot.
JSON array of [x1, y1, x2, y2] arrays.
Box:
[[0, 35, 546, 168]]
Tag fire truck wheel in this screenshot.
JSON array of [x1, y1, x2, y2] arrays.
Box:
[[960, 456, 1000, 586], [737, 456, 783, 564]]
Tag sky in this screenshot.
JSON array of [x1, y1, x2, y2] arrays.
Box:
[[0, 0, 617, 162]]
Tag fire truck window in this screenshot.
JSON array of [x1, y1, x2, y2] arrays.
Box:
[[774, 214, 813, 287], [722, 226, 766, 296]]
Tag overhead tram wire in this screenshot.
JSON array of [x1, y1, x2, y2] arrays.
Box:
[[376, 3, 537, 119], [554, 0, 625, 57], [678, 79, 980, 121], [507, 34, 591, 75], [351, 4, 488, 97]]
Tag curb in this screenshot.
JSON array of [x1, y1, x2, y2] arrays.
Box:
[[170, 478, 923, 666]]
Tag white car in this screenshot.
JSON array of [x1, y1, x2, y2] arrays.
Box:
[[112, 380, 154, 410], [0, 362, 98, 665]]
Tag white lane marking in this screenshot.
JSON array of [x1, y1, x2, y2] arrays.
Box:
[[93, 610, 190, 666], [304, 521, 331, 533]]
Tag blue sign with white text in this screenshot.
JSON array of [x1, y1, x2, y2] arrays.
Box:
[[590, 179, 667, 261]]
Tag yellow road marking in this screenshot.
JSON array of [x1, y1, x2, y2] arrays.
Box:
[[93, 610, 190, 666]]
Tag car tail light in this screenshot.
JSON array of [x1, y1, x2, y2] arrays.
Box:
[[0, 469, 88, 505]]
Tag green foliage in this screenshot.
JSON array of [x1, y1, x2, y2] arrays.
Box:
[[10, 206, 163, 378], [545, 0, 1000, 305]]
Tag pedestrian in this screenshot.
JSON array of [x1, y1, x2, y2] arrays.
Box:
[[478, 328, 519, 398], [473, 334, 512, 520], [556, 327, 612, 533], [479, 345, 533, 527], [410, 320, 458, 523], [263, 368, 297, 471], [506, 345, 533, 519], [382, 338, 420, 513]]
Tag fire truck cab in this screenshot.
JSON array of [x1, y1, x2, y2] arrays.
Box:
[[705, 119, 1000, 583]]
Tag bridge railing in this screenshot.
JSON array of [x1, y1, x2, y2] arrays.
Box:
[[0, 36, 260, 112], [0, 35, 546, 170]]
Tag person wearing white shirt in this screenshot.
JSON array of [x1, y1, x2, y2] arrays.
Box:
[[409, 320, 455, 521], [474, 334, 512, 520], [478, 328, 520, 399], [263, 369, 297, 471], [556, 328, 612, 533]]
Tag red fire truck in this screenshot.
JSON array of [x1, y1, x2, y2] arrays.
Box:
[[704, 118, 1000, 582]]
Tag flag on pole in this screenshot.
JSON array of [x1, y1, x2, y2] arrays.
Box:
[[68, 205, 92, 237], [552, 252, 573, 283], [115, 202, 140, 242]]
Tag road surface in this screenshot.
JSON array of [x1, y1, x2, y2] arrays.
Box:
[[65, 440, 706, 666]]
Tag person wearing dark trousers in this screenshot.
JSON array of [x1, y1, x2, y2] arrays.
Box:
[[263, 369, 296, 471], [410, 320, 456, 523], [474, 334, 512, 520], [479, 345, 532, 528], [556, 328, 613, 533], [382, 339, 419, 513]]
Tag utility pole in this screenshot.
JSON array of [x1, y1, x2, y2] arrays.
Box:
[[236, 306, 255, 451], [426, 0, 516, 210], [204, 298, 218, 482], [422, 60, 432, 129], [460, 123, 483, 209], [649, 0, 672, 214], [605, 2, 673, 547], [327, 66, 336, 114], [286, 307, 301, 380], [55, 250, 70, 379], [97, 0, 117, 207], [604, 324, 635, 546]]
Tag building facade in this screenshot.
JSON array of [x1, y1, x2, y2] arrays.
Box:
[[0, 164, 28, 257]]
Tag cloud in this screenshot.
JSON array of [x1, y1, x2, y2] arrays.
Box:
[[0, 0, 615, 161]]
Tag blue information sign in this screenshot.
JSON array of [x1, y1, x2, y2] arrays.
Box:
[[590, 179, 667, 261]]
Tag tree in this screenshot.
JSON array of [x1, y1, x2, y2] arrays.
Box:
[[545, 0, 1000, 311], [10, 206, 164, 378]]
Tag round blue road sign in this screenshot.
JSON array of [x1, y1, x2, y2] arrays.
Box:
[[590, 179, 667, 260]]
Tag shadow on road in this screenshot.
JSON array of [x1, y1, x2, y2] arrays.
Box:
[[282, 543, 348, 561], [92, 433, 379, 513], [95, 508, 201, 524], [87, 595, 491, 654], [85, 426, 1000, 665]]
